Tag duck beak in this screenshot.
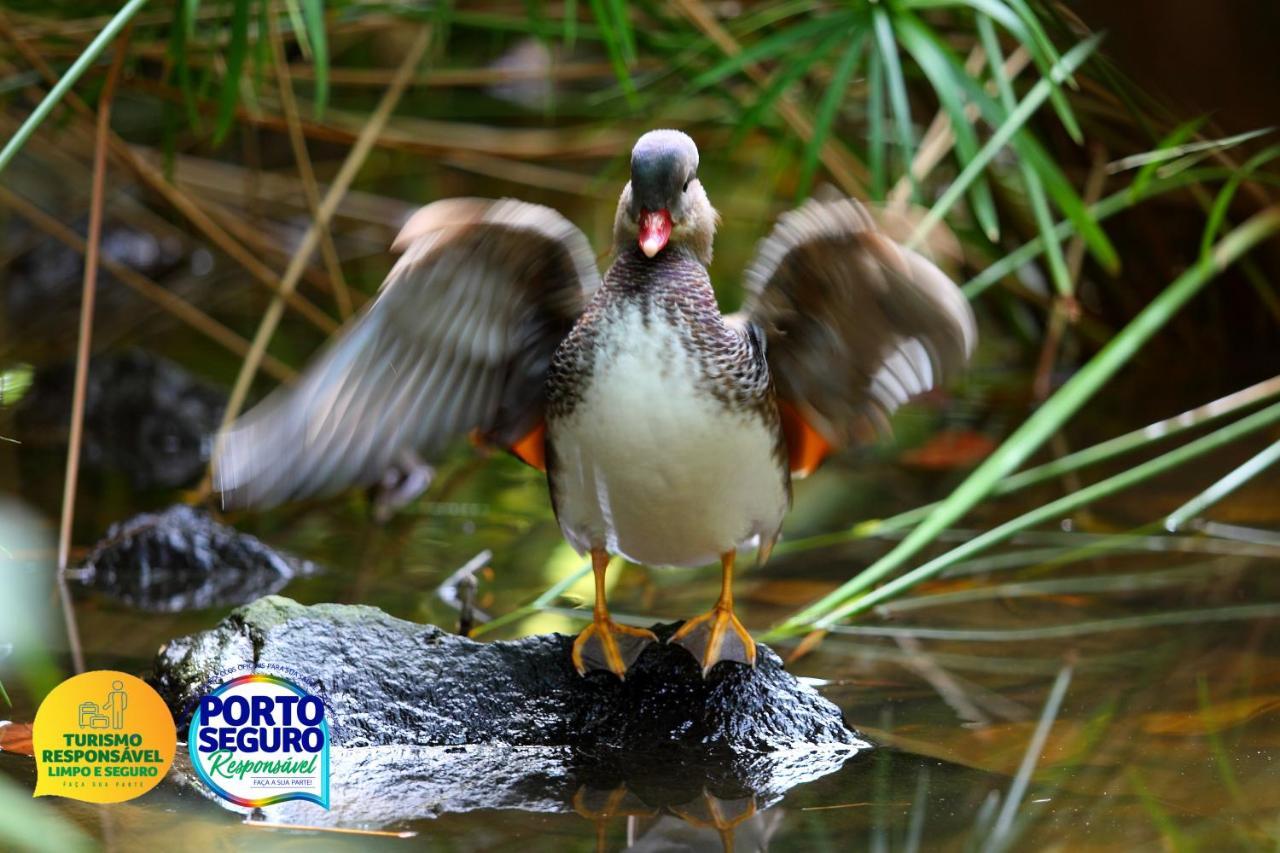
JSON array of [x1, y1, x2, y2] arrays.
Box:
[[638, 208, 672, 257]]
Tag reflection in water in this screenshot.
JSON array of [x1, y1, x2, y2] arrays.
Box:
[[167, 740, 860, 850]]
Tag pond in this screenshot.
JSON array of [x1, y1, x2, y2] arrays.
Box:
[[4, 365, 1278, 849]]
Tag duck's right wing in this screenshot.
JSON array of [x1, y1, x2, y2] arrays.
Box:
[[214, 198, 600, 508]]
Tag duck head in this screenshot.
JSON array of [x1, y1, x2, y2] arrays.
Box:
[[614, 129, 718, 264]]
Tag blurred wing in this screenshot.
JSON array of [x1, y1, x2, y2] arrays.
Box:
[[742, 197, 976, 475], [214, 198, 600, 507]]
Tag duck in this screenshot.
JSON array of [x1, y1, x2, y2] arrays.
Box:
[[213, 129, 976, 679]]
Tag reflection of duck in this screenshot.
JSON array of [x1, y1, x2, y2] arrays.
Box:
[[575, 786, 783, 853], [214, 130, 974, 679]]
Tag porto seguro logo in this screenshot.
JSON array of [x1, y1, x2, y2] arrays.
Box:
[[188, 674, 330, 808]]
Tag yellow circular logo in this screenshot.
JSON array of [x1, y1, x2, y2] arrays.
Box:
[[32, 670, 176, 803]]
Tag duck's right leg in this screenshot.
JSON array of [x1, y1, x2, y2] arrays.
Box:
[[572, 547, 657, 678]]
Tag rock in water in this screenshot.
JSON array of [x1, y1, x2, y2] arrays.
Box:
[[83, 506, 317, 612], [152, 596, 867, 824]]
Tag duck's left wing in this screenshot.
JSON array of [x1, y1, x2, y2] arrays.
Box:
[[741, 197, 976, 476]]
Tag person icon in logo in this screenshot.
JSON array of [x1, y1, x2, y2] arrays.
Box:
[[103, 680, 128, 729]]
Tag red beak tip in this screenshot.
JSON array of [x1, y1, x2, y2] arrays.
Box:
[[638, 208, 672, 257]]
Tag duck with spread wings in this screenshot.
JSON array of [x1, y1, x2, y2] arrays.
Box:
[[214, 129, 976, 679]]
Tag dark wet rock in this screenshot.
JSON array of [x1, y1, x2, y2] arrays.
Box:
[[153, 596, 866, 824], [16, 350, 225, 489], [82, 506, 317, 612], [153, 595, 858, 754]]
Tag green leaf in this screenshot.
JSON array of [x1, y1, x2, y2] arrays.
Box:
[[906, 35, 1102, 258], [1165, 430, 1280, 531], [732, 27, 844, 143], [872, 6, 916, 197], [0, 365, 32, 408], [1200, 143, 1280, 256], [897, 13, 999, 240], [588, 0, 637, 102], [689, 13, 850, 92], [867, 47, 886, 199], [0, 0, 150, 177], [167, 0, 203, 129], [963, 165, 1258, 299], [563, 0, 578, 48], [283, 0, 312, 57], [606, 0, 635, 63], [797, 32, 866, 199], [0, 775, 94, 853], [1125, 117, 1205, 195], [976, 13, 1069, 293], [899, 0, 1081, 141], [252, 0, 270, 94], [213, 0, 253, 145], [300, 0, 329, 117]]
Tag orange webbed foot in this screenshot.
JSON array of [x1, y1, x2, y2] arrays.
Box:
[[572, 618, 658, 678]]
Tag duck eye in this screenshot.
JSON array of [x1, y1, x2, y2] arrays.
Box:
[[683, 176, 693, 192]]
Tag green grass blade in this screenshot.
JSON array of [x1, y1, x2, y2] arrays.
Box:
[[976, 13, 1070, 293], [213, 0, 253, 144], [766, 206, 1280, 636], [1126, 117, 1205, 195], [603, 0, 635, 64], [563, 0, 578, 48], [1200, 143, 1280, 256], [1001, 0, 1080, 140], [918, 34, 1118, 273], [732, 27, 844, 142], [900, 0, 1080, 141], [1197, 677, 1247, 806], [867, 46, 886, 199], [797, 32, 866, 199], [0, 0, 151, 177], [168, 0, 203, 130], [988, 664, 1072, 849], [689, 13, 849, 92], [830, 604, 1280, 641], [282, 0, 311, 56], [872, 5, 916, 197], [813, 377, 1280, 627], [865, 374, 1280, 536], [300, 0, 328, 117], [963, 165, 1255, 298], [1112, 126, 1272, 175], [1165, 437, 1280, 532], [879, 563, 1228, 615], [587, 0, 637, 102], [898, 13, 999, 240], [907, 34, 1101, 249], [470, 561, 592, 637]]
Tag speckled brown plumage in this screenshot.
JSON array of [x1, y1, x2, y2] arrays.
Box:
[[548, 246, 771, 415]]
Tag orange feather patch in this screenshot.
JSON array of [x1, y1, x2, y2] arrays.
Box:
[[509, 420, 547, 472], [778, 401, 833, 478]]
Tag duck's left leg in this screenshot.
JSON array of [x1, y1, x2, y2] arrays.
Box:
[[669, 550, 757, 677]]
